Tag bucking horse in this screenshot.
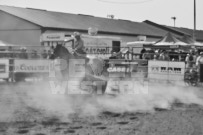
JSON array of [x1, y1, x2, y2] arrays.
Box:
[[52, 44, 108, 94]]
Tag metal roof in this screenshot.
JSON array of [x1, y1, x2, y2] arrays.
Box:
[[0, 5, 168, 37], [144, 20, 203, 42], [176, 27, 203, 42]]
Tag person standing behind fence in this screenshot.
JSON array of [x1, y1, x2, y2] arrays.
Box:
[[6, 46, 14, 58], [143, 49, 154, 60], [41, 50, 48, 59], [19, 47, 28, 59], [47, 49, 55, 59], [109, 51, 117, 59], [159, 50, 169, 61], [30, 50, 40, 59], [140, 48, 146, 59], [185, 51, 195, 69], [196, 52, 203, 68]]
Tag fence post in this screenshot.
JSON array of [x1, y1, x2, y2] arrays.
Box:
[[200, 64, 203, 82], [9, 58, 15, 82]]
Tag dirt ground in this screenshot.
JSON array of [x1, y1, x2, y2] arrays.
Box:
[[0, 81, 203, 135]]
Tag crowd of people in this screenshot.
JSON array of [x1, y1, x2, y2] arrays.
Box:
[[1, 31, 203, 70], [1, 45, 203, 66], [108, 47, 203, 70], [0, 47, 55, 59], [138, 48, 203, 69]]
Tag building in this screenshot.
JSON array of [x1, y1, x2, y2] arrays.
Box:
[[144, 20, 203, 42], [0, 5, 203, 46]]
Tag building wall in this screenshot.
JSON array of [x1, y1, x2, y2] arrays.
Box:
[[44, 30, 160, 44], [0, 11, 41, 46], [97, 33, 159, 43]]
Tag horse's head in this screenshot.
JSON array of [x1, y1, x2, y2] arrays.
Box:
[[53, 44, 73, 59], [87, 56, 105, 76]]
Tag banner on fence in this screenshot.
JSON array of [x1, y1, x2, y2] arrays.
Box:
[[148, 60, 185, 81], [0, 59, 9, 78], [14, 59, 50, 73], [107, 59, 140, 78]]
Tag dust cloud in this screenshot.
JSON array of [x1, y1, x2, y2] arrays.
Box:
[[0, 80, 203, 122]]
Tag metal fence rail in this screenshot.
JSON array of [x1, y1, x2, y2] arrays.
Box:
[[0, 46, 202, 86], [0, 58, 202, 87]]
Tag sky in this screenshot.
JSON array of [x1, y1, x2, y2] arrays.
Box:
[[0, 0, 203, 30]]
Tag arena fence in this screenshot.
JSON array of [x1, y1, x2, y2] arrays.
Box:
[[0, 47, 202, 87]]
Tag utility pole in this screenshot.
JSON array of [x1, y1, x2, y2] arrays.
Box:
[[193, 0, 196, 41], [171, 17, 176, 27]]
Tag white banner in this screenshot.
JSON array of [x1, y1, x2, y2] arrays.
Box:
[[69, 59, 86, 78], [0, 59, 9, 78], [14, 59, 51, 73], [148, 60, 185, 81], [41, 33, 65, 42], [83, 37, 112, 47]]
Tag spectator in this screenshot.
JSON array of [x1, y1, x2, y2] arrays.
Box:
[[0, 51, 4, 58], [153, 49, 160, 60], [169, 49, 178, 61], [19, 47, 28, 59], [140, 48, 146, 59], [41, 50, 48, 59], [85, 48, 89, 53], [116, 52, 124, 59], [185, 51, 195, 69], [159, 50, 169, 61], [196, 52, 203, 68], [47, 49, 55, 59], [193, 50, 199, 63], [143, 51, 150, 60], [179, 51, 187, 62], [6, 46, 14, 58], [30, 50, 40, 59], [109, 51, 117, 59], [153, 54, 158, 60]]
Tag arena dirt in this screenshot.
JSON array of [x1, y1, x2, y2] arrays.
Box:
[[0, 81, 203, 135]]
